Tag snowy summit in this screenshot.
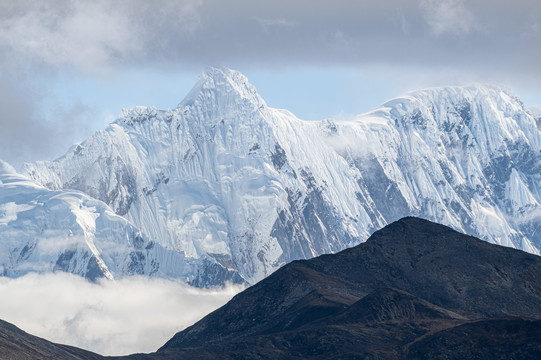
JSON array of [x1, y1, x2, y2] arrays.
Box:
[[0, 68, 539, 286]]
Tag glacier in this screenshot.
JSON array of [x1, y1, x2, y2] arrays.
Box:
[[2, 67, 539, 287], [0, 160, 240, 284]]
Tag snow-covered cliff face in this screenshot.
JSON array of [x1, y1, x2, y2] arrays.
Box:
[[339, 87, 541, 254], [21, 69, 541, 286], [0, 160, 236, 284]]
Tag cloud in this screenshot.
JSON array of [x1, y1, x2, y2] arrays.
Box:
[[0, 273, 242, 356], [420, 0, 476, 35], [1, 0, 539, 74], [0, 0, 202, 72], [254, 17, 297, 34], [0, 0, 539, 166], [0, 0, 203, 167]]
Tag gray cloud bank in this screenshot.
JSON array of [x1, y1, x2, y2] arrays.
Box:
[[0, 273, 242, 356], [0, 0, 539, 165], [0, 0, 538, 75]]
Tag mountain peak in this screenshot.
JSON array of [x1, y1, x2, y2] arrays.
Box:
[[201, 67, 249, 85], [366, 83, 540, 162], [379, 84, 520, 112], [178, 67, 266, 110], [113, 68, 266, 127], [160, 217, 541, 358]]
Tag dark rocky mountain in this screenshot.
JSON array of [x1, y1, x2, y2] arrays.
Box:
[[2, 217, 541, 359], [153, 217, 541, 359], [0, 319, 102, 360]]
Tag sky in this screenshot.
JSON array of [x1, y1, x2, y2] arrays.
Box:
[[0, 0, 540, 167]]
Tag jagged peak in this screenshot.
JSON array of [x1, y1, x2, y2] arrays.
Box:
[[202, 67, 250, 86], [380, 84, 519, 111], [361, 84, 538, 139], [112, 68, 267, 128], [407, 83, 511, 96], [178, 67, 266, 110], [115, 106, 159, 126]]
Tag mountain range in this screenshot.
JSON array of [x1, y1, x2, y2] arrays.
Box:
[[1, 68, 541, 286], [2, 218, 541, 359]]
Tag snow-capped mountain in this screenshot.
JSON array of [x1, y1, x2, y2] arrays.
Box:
[[17, 68, 541, 286], [0, 160, 238, 283], [339, 86, 541, 254], [24, 69, 371, 285]]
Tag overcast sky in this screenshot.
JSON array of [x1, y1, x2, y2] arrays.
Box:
[[0, 0, 540, 166]]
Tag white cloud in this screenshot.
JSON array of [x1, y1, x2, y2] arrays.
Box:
[[420, 0, 476, 36], [0, 1, 134, 72], [0, 0, 538, 75], [0, 273, 242, 356], [530, 10, 540, 35], [0, 0, 202, 73], [254, 17, 296, 30]]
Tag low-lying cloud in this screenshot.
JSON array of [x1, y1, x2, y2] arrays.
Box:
[[0, 273, 242, 356]]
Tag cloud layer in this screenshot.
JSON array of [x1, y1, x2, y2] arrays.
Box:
[[0, 0, 539, 165], [0, 273, 242, 356], [0, 0, 201, 72], [0, 0, 538, 74]]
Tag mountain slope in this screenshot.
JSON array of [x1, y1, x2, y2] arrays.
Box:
[[340, 86, 541, 253], [0, 319, 102, 360], [0, 160, 206, 281], [162, 217, 541, 349], [22, 69, 541, 286], [154, 217, 541, 359]]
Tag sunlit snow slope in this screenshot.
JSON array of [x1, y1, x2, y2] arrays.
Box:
[[21, 69, 541, 286], [0, 161, 198, 281]]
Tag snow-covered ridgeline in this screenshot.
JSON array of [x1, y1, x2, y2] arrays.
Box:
[[16, 69, 541, 286], [339, 86, 541, 253], [0, 160, 240, 284], [24, 69, 372, 284]]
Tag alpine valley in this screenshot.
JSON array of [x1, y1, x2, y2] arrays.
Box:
[[2, 68, 541, 287]]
